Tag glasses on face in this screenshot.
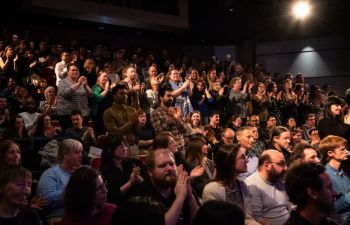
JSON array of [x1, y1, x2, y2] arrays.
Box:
[[268, 161, 287, 167]]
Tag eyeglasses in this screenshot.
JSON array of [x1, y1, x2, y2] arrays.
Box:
[[268, 161, 287, 167]]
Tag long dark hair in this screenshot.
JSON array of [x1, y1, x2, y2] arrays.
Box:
[[214, 144, 242, 186], [64, 166, 100, 218], [101, 134, 126, 165]]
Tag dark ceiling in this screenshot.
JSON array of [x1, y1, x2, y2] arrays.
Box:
[[3, 0, 350, 46], [186, 0, 350, 44]]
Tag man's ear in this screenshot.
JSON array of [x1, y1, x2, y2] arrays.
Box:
[[306, 187, 318, 200], [327, 150, 334, 158]]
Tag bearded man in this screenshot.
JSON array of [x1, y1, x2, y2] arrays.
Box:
[[244, 149, 290, 225], [129, 148, 199, 225]]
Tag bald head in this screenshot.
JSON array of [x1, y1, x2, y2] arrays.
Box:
[[258, 149, 285, 168]]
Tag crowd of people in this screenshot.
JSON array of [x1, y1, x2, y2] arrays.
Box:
[[0, 32, 350, 225]]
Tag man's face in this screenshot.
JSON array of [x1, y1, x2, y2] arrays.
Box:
[[61, 52, 70, 63], [126, 67, 136, 81], [316, 173, 337, 212], [251, 127, 259, 140], [274, 131, 291, 150], [149, 150, 178, 189], [25, 99, 36, 112], [328, 144, 348, 162], [161, 91, 174, 107], [266, 152, 287, 182], [307, 116, 316, 127], [249, 116, 260, 127], [210, 114, 220, 126], [267, 117, 277, 128], [71, 114, 83, 129], [303, 148, 320, 163], [222, 130, 235, 145], [237, 129, 254, 149], [138, 113, 147, 125], [114, 89, 128, 104]]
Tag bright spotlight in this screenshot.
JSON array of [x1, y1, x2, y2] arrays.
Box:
[[292, 1, 311, 19]]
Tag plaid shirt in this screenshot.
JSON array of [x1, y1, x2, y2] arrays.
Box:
[[151, 106, 187, 151]]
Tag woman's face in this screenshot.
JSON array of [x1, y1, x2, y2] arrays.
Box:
[[17, 87, 27, 97], [287, 118, 296, 128], [196, 82, 204, 91], [170, 70, 180, 82], [191, 113, 201, 125], [64, 147, 83, 169], [113, 143, 128, 159], [257, 83, 265, 93], [233, 79, 242, 90], [6, 143, 21, 166], [6, 47, 14, 57], [284, 80, 292, 89], [43, 115, 51, 127], [1, 175, 32, 207], [209, 70, 217, 81], [15, 117, 24, 129], [168, 136, 178, 153], [201, 144, 208, 156], [292, 132, 303, 144], [330, 104, 342, 116], [295, 88, 304, 97], [98, 72, 108, 86], [46, 89, 55, 99], [39, 79, 48, 88], [213, 82, 221, 91], [67, 66, 80, 81], [190, 70, 198, 81], [235, 148, 248, 174], [94, 175, 107, 207]]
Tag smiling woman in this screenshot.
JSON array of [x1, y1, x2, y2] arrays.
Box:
[[0, 166, 41, 225]]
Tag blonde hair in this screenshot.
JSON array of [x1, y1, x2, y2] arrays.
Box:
[[44, 86, 56, 99], [57, 139, 83, 163]]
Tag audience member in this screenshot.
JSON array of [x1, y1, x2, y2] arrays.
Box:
[[318, 96, 348, 139], [151, 83, 188, 153], [289, 143, 320, 164], [112, 196, 165, 225], [202, 144, 259, 225], [56, 63, 92, 132], [0, 166, 41, 225], [185, 136, 215, 196], [129, 148, 199, 225], [55, 51, 70, 86], [100, 134, 147, 205], [36, 139, 82, 221], [103, 83, 140, 156], [285, 162, 338, 225], [37, 86, 57, 117], [245, 149, 290, 225], [60, 166, 116, 225], [320, 135, 350, 224], [91, 70, 111, 136], [193, 200, 245, 225]]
